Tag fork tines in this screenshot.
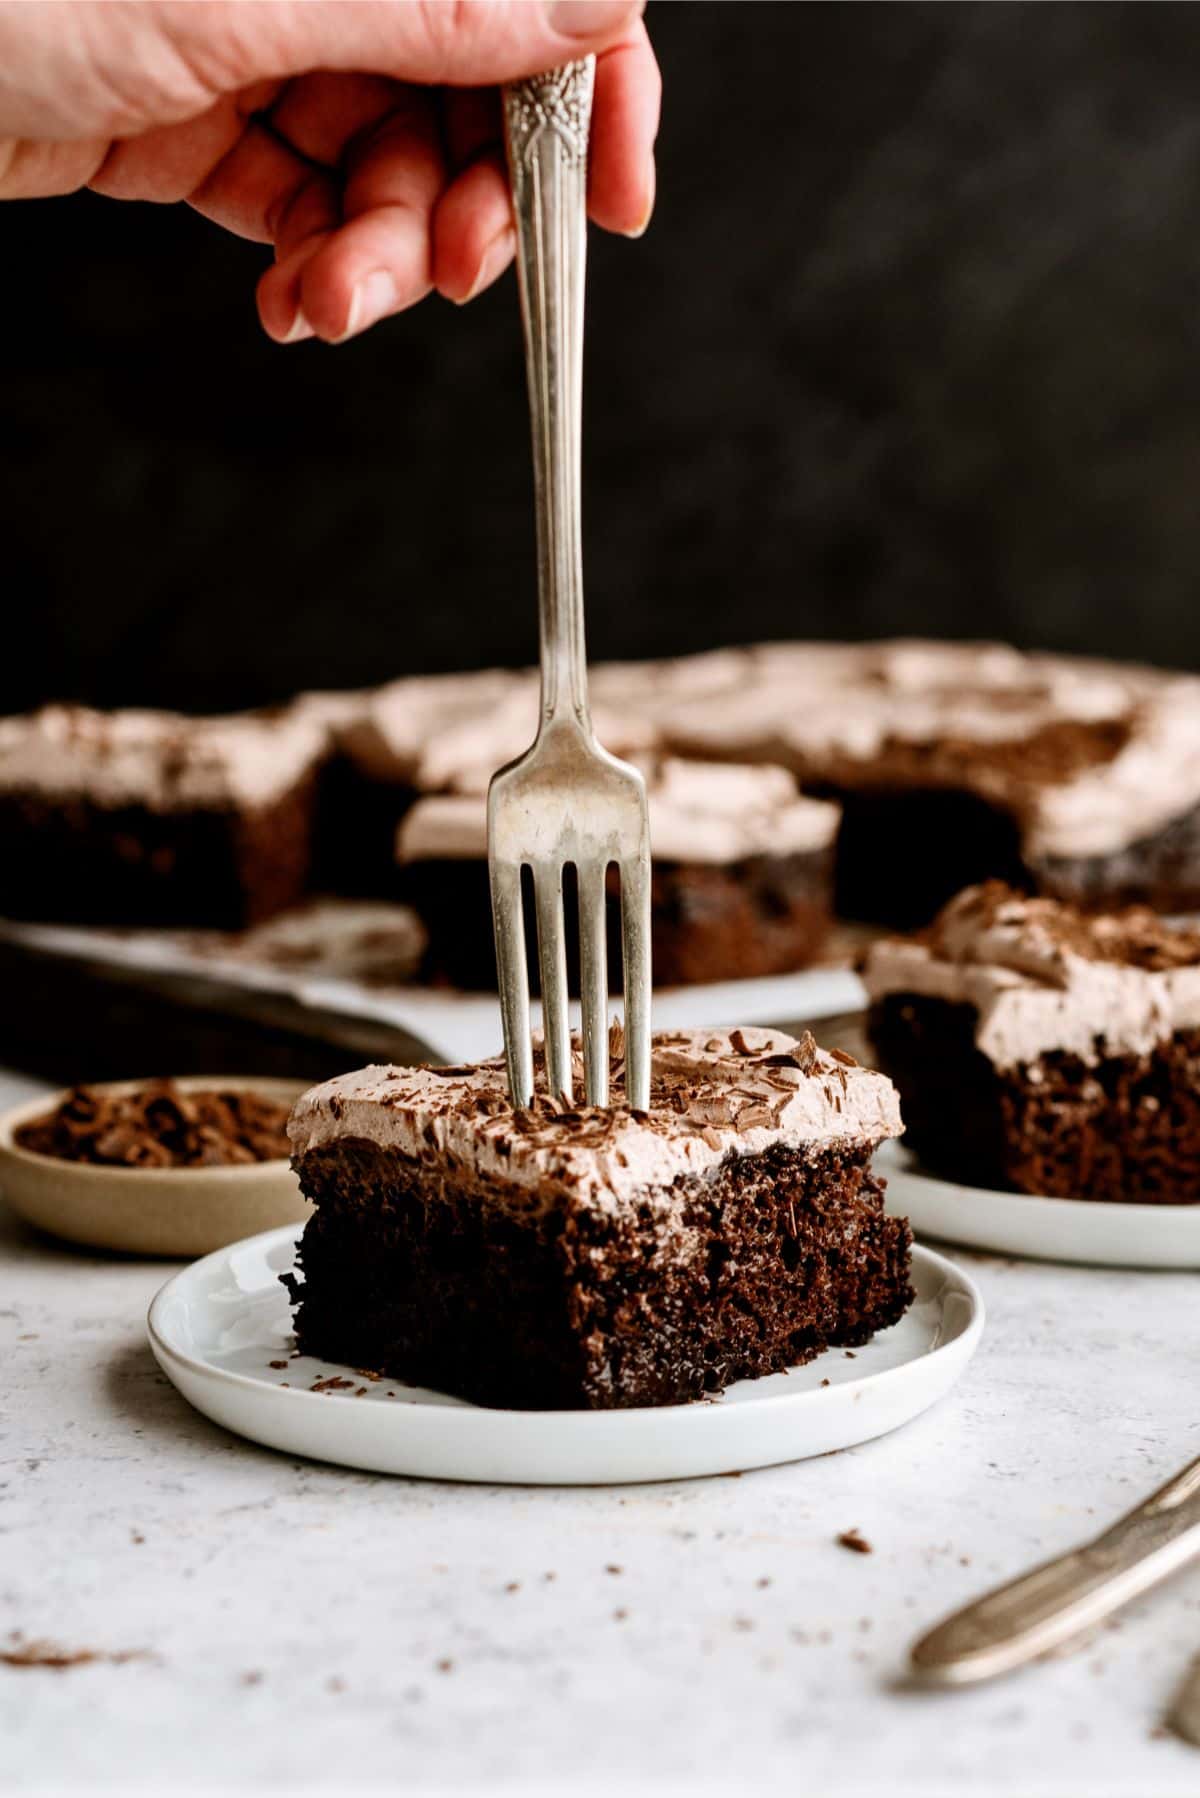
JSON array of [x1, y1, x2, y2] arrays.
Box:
[[488, 744, 651, 1112]]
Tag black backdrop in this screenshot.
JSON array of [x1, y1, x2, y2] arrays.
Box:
[[5, 1, 1200, 715]]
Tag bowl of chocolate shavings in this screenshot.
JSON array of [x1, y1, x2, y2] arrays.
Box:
[[0, 1077, 313, 1255]]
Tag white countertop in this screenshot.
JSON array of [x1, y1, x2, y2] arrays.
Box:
[[2, 1065, 1198, 1798]]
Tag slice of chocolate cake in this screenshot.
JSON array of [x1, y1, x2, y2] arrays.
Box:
[[0, 703, 328, 928], [864, 882, 1200, 1204], [286, 1027, 911, 1410], [395, 757, 838, 990]]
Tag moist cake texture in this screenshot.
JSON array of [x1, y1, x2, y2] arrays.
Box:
[[395, 757, 838, 988], [864, 882, 1200, 1203], [286, 1026, 911, 1409]]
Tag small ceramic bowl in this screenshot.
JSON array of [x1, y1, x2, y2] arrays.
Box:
[[0, 1075, 312, 1256]]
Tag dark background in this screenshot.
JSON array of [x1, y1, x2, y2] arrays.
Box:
[[5, 1, 1200, 716]]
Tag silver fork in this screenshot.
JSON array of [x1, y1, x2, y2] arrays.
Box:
[[489, 59, 651, 1111]]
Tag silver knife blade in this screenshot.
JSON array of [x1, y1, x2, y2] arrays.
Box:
[[911, 1452, 1200, 1686]]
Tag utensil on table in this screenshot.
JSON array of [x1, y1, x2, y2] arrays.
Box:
[[911, 1451, 1200, 1685], [490, 61, 652, 1110]]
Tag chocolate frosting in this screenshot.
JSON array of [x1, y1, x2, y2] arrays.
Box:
[[395, 756, 838, 866], [863, 882, 1200, 1068], [0, 704, 327, 811], [333, 641, 1200, 860], [289, 1026, 902, 1215]]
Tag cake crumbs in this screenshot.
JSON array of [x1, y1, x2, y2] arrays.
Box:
[[268, 1360, 288, 1370], [613, 1608, 628, 1622], [435, 1658, 454, 1674], [838, 1529, 873, 1555], [605, 1564, 623, 1576]]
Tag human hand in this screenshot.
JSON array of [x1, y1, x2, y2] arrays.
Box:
[[0, 0, 659, 342]]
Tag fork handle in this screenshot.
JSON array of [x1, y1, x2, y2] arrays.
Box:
[[912, 1452, 1200, 1685], [503, 61, 595, 736]]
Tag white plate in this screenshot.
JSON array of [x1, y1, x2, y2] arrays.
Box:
[[147, 1228, 983, 1486], [878, 1142, 1200, 1269]]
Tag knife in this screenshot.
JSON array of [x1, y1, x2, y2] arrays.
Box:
[[911, 1452, 1200, 1686]]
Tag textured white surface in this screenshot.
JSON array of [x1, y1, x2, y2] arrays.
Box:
[[1, 1063, 1198, 1798]]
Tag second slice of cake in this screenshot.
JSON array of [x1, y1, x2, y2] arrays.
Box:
[[286, 1027, 910, 1410], [864, 882, 1200, 1203]]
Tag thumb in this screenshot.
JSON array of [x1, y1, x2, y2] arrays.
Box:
[[183, 1, 647, 91]]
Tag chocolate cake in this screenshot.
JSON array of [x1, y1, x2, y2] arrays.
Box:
[[12, 639, 1200, 953], [627, 641, 1200, 927], [327, 641, 1200, 931], [864, 882, 1200, 1204], [394, 757, 838, 990], [285, 1026, 912, 1409], [0, 704, 327, 928]]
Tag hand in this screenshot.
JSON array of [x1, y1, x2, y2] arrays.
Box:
[[0, 0, 659, 342]]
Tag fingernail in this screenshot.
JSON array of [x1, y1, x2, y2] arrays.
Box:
[[457, 230, 515, 305], [338, 270, 397, 342], [281, 310, 313, 344], [622, 163, 655, 239], [547, 1, 638, 38]]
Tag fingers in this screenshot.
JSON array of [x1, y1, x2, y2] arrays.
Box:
[[441, 87, 502, 172], [166, 0, 647, 91], [266, 71, 398, 166], [589, 21, 660, 236], [189, 116, 332, 242], [433, 87, 511, 304], [260, 91, 444, 343], [0, 136, 110, 199], [433, 150, 513, 303], [432, 20, 660, 304]]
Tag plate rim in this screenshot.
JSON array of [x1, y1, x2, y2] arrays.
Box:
[[878, 1139, 1200, 1222], [147, 1226, 985, 1426]]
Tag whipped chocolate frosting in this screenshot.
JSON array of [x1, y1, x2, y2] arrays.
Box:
[[862, 883, 1200, 1068], [338, 669, 657, 793], [395, 755, 839, 865], [289, 1026, 902, 1214], [0, 704, 327, 811], [335, 670, 529, 785], [334, 642, 1200, 860]]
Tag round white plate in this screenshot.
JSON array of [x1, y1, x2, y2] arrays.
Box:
[[878, 1142, 1200, 1269], [147, 1227, 983, 1486]]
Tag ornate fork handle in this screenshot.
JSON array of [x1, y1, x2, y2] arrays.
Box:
[[503, 61, 596, 735]]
